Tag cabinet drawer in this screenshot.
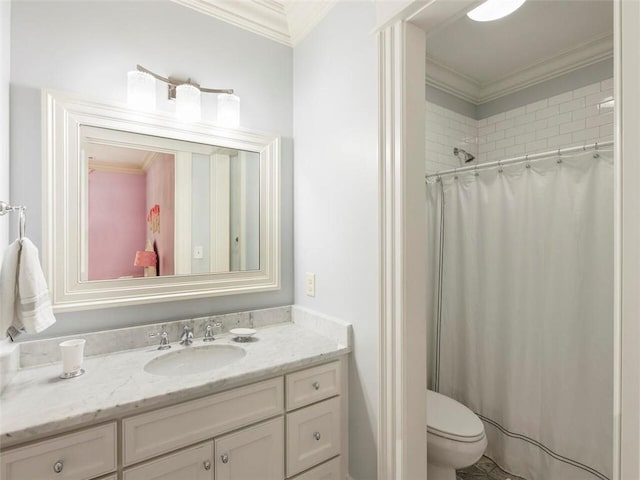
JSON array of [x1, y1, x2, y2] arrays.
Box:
[[286, 361, 340, 411], [123, 377, 283, 466], [291, 456, 341, 480], [286, 397, 341, 477], [215, 417, 284, 480], [123, 442, 213, 480], [0, 423, 116, 480]]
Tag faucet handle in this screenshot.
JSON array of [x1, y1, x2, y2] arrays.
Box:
[[180, 325, 194, 345], [203, 322, 222, 342], [150, 331, 171, 350]]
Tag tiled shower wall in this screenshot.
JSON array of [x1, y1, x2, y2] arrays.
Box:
[[426, 78, 614, 174]]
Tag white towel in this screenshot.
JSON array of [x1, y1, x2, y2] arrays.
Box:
[[0, 238, 56, 336]]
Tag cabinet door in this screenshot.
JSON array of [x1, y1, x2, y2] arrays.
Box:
[[122, 442, 213, 480], [215, 417, 284, 480]]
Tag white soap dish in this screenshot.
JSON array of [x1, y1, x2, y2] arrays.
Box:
[[230, 328, 257, 342]]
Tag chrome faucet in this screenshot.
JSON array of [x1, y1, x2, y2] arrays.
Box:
[[180, 326, 194, 346], [149, 330, 171, 350], [203, 322, 223, 342]]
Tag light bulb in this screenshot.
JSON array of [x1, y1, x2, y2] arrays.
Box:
[[467, 0, 527, 22], [176, 84, 201, 123], [127, 71, 156, 111], [217, 93, 240, 128]]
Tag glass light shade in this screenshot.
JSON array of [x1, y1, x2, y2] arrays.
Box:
[[176, 84, 202, 123], [127, 71, 156, 111], [467, 0, 527, 22], [217, 93, 240, 128]]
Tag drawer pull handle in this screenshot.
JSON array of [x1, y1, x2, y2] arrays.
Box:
[[312, 381, 320, 390], [221, 453, 229, 464], [204, 460, 212, 471], [53, 460, 64, 473], [313, 431, 321, 441]]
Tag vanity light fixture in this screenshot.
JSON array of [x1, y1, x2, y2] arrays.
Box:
[[127, 65, 237, 124], [467, 0, 527, 22]]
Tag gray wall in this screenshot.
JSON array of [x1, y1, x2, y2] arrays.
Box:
[[426, 58, 613, 120], [0, 0, 10, 265], [10, 1, 294, 338], [293, 3, 378, 479]]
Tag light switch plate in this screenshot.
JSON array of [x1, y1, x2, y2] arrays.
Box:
[[305, 272, 316, 297], [193, 246, 204, 259]]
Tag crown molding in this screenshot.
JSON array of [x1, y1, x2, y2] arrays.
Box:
[[426, 34, 613, 105], [171, 0, 337, 47]]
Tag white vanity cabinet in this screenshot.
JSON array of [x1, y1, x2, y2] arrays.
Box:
[[0, 357, 347, 480], [122, 442, 214, 480], [215, 417, 284, 480]]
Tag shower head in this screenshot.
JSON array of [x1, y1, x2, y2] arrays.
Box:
[[454, 147, 476, 164]]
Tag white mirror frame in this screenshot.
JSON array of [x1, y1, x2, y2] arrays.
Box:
[[42, 89, 280, 312]]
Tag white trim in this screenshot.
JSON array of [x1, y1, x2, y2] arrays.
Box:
[[211, 153, 231, 273], [173, 153, 192, 275], [42, 89, 280, 312], [615, 1, 640, 477], [378, 20, 427, 480], [425, 34, 613, 105], [171, 0, 337, 47]]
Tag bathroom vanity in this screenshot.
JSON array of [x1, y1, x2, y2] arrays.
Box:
[[0, 309, 350, 480]]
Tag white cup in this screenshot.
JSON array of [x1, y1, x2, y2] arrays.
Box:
[[59, 339, 86, 376]]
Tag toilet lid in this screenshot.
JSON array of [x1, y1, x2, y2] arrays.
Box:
[[427, 390, 485, 443]]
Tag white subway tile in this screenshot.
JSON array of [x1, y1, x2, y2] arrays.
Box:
[[479, 142, 495, 154], [514, 112, 536, 126], [572, 127, 600, 143], [572, 83, 600, 98], [515, 132, 536, 145], [599, 123, 614, 138], [548, 91, 573, 106], [477, 118, 487, 128], [478, 123, 496, 136], [486, 112, 506, 125], [559, 118, 586, 135], [535, 126, 560, 140], [572, 105, 599, 120], [586, 112, 613, 129], [586, 89, 614, 106], [505, 124, 527, 138], [534, 119, 548, 131], [487, 149, 506, 161], [526, 98, 548, 113], [505, 144, 525, 156], [600, 78, 614, 91], [559, 97, 586, 113], [478, 152, 488, 163], [505, 106, 526, 119], [547, 133, 574, 148], [495, 118, 515, 131], [547, 112, 572, 127], [487, 130, 505, 143], [525, 139, 548, 152], [496, 137, 515, 149], [535, 105, 560, 120]]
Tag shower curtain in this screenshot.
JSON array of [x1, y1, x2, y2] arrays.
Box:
[[426, 150, 613, 480]]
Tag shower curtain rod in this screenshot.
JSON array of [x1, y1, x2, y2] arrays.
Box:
[[425, 141, 613, 180]]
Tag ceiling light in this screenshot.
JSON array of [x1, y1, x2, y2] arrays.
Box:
[[127, 70, 156, 111], [127, 65, 238, 125], [467, 0, 527, 22], [217, 94, 240, 128]]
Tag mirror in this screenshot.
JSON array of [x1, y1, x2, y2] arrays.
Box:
[[43, 90, 280, 311], [81, 127, 260, 280]]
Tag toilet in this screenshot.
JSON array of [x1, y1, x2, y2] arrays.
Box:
[[427, 390, 487, 480]]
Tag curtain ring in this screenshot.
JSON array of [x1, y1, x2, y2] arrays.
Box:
[[474, 165, 479, 177], [498, 160, 503, 173], [525, 154, 531, 169], [593, 142, 600, 159], [453, 167, 458, 180], [557, 148, 563, 164]]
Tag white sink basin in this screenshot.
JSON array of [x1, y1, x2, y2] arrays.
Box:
[[144, 344, 246, 376]]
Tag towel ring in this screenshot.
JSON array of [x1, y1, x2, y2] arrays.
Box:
[[19, 207, 26, 240]]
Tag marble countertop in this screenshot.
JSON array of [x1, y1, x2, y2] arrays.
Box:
[[0, 322, 350, 448]]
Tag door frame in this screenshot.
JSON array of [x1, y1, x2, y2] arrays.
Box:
[[376, 1, 640, 478]]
